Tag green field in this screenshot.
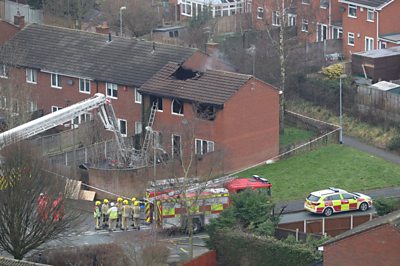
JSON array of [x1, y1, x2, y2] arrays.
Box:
[[280, 126, 316, 147], [239, 144, 400, 201]]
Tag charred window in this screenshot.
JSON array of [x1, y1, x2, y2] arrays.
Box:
[[172, 99, 184, 115], [150, 95, 163, 111], [194, 103, 216, 120]]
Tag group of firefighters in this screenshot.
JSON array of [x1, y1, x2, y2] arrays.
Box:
[[37, 192, 64, 222], [93, 197, 142, 231]]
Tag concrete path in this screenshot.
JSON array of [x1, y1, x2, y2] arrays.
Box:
[[276, 135, 400, 214]]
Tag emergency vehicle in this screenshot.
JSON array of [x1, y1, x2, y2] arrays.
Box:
[[145, 175, 272, 232], [304, 187, 372, 217]]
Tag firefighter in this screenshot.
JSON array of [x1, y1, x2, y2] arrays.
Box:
[[116, 197, 123, 228], [133, 201, 141, 230], [107, 202, 118, 232], [130, 197, 136, 225], [121, 200, 131, 231], [93, 201, 101, 230], [101, 199, 109, 229]]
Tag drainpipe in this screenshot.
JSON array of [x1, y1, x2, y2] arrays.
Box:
[[376, 10, 379, 48], [328, 0, 332, 39]]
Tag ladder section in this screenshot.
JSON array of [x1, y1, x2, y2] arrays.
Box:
[[140, 102, 158, 158]]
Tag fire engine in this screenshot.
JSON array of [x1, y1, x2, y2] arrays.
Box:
[[145, 175, 272, 233]]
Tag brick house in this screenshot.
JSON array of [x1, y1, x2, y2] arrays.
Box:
[[252, 0, 343, 43], [139, 62, 280, 173], [319, 210, 400, 266], [339, 0, 400, 58], [0, 23, 230, 139], [0, 14, 25, 45]]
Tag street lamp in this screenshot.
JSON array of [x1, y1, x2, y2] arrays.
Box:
[[119, 6, 126, 37], [339, 74, 347, 144]]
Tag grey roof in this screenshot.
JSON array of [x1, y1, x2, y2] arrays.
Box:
[[0, 23, 197, 87], [380, 32, 400, 43], [139, 62, 252, 105], [322, 210, 400, 246], [353, 45, 400, 58], [338, 0, 392, 8], [0, 257, 51, 266]]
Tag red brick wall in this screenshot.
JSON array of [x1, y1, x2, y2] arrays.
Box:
[[0, 20, 19, 45], [182, 250, 217, 266], [324, 224, 400, 266]]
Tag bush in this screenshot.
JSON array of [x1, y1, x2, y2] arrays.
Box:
[[321, 63, 344, 79], [387, 134, 400, 151], [374, 197, 400, 216]]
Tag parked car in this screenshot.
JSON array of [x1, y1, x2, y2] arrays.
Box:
[[304, 187, 372, 217]]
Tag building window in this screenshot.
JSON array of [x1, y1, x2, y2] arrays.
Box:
[[272, 11, 280, 26], [317, 24, 328, 42], [0, 65, 8, 78], [51, 73, 62, 88], [106, 83, 118, 99], [379, 41, 387, 49], [301, 19, 308, 32], [365, 37, 374, 51], [79, 78, 90, 94], [348, 5, 357, 18], [332, 27, 343, 39], [172, 134, 181, 158], [26, 69, 37, 84], [257, 7, 264, 19], [0, 96, 6, 109], [52, 106, 62, 112], [367, 9, 374, 22], [302, 0, 310, 4], [135, 121, 142, 134], [151, 96, 163, 111], [28, 101, 38, 112], [181, 0, 192, 16], [195, 139, 215, 155], [348, 32, 355, 46], [171, 99, 184, 115], [320, 0, 328, 8], [288, 14, 296, 27], [118, 119, 127, 137], [72, 113, 91, 127], [135, 88, 142, 103]]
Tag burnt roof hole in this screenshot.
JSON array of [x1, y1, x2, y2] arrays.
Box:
[[172, 67, 202, 80]]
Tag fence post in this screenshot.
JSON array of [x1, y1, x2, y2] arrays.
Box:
[[296, 228, 299, 241], [322, 218, 325, 235], [85, 147, 88, 163], [304, 220, 307, 233], [370, 213, 373, 221], [350, 215, 353, 229], [65, 152, 68, 166]]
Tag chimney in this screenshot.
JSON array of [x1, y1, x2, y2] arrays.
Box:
[[96, 21, 110, 34], [14, 11, 25, 29], [206, 42, 219, 56]]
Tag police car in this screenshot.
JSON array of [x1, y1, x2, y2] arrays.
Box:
[[304, 187, 372, 217]]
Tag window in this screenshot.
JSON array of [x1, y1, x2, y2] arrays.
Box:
[[272, 11, 280, 26], [135, 121, 142, 134], [135, 88, 142, 103], [332, 27, 343, 39], [151, 96, 163, 111], [172, 99, 184, 115], [181, 0, 192, 16], [301, 19, 308, 32], [79, 78, 90, 94], [379, 41, 387, 49], [257, 7, 264, 19], [51, 73, 61, 88], [288, 14, 296, 27], [72, 113, 91, 127], [367, 9, 374, 21], [348, 4, 357, 18], [0, 65, 8, 78], [320, 0, 328, 8], [302, 0, 310, 4], [28, 101, 38, 112], [330, 194, 341, 201], [348, 32, 355, 46], [365, 37, 374, 51], [106, 83, 118, 98], [195, 139, 215, 155], [172, 134, 181, 158], [317, 24, 328, 42], [26, 69, 37, 84], [52, 106, 62, 112], [118, 119, 127, 137], [0, 96, 6, 109], [342, 193, 355, 200]]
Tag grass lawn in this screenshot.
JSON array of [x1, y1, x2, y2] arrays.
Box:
[[280, 126, 316, 147], [238, 144, 400, 202]]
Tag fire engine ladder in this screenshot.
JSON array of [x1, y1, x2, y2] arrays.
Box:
[[186, 175, 237, 193], [139, 101, 158, 159], [0, 93, 109, 149]]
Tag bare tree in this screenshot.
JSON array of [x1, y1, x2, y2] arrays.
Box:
[[0, 141, 81, 259], [101, 0, 162, 37]]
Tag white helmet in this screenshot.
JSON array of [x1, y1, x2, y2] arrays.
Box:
[[110, 202, 115, 207]]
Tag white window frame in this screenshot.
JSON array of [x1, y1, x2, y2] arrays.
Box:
[[171, 99, 184, 116], [288, 14, 296, 27], [28, 101, 38, 112], [320, 0, 328, 9], [379, 41, 387, 49], [365, 36, 374, 51], [195, 138, 215, 155], [367, 9, 374, 22], [301, 19, 308, 32], [302, 0, 310, 4], [135, 121, 142, 134], [256, 7, 264, 19], [181, 0, 192, 17], [272, 11, 280, 26], [172, 134, 182, 158], [332, 27, 343, 39], [106, 83, 118, 99], [26, 68, 37, 84], [118, 119, 127, 137], [79, 78, 91, 94], [51, 73, 62, 88], [52, 106, 62, 112], [348, 32, 355, 46], [0, 65, 8, 79], [348, 4, 357, 18], [134, 88, 142, 103], [317, 23, 328, 42]]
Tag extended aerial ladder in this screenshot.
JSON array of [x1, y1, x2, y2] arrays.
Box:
[[0, 93, 143, 167]]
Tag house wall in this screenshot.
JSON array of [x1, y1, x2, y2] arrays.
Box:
[[0, 20, 19, 45], [324, 224, 400, 266]]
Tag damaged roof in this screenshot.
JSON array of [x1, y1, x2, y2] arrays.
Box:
[[139, 62, 252, 105], [0, 23, 196, 87]]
